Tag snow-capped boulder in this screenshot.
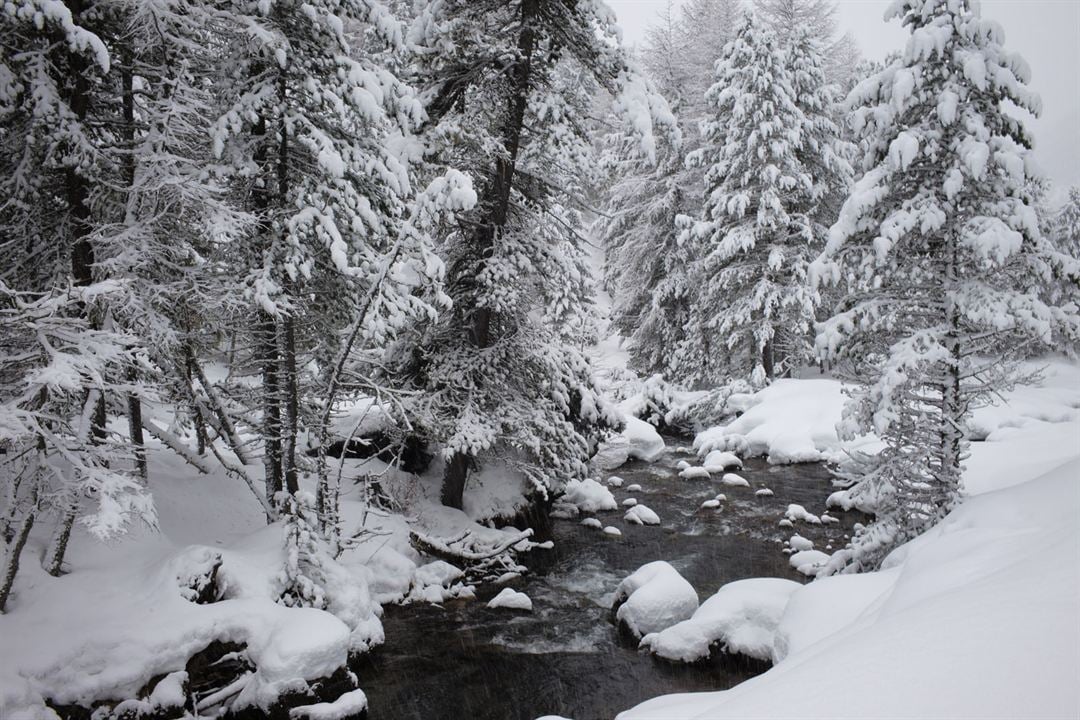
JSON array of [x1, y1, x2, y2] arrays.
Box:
[[640, 577, 801, 663], [755, 488, 774, 497], [721, 473, 750, 488], [784, 504, 821, 524], [580, 518, 602, 530], [612, 561, 699, 638], [679, 466, 710, 480], [789, 549, 830, 576], [702, 450, 743, 473], [486, 588, 533, 611], [625, 505, 660, 525], [603, 526, 622, 537], [561, 478, 618, 513]]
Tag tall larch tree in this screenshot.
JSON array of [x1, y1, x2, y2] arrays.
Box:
[[678, 14, 815, 387], [403, 0, 675, 509], [813, 0, 1080, 573]]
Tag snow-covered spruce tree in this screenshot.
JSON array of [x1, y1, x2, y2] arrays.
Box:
[[780, 29, 854, 365], [753, 0, 861, 86], [677, 14, 816, 387], [813, 0, 1080, 573], [598, 132, 694, 380], [403, 0, 675, 509], [210, 0, 460, 518], [1050, 186, 1080, 259]]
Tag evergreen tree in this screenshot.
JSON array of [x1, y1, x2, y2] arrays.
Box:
[[677, 14, 815, 387], [813, 0, 1080, 573], [1050, 186, 1080, 258], [753, 0, 861, 85], [402, 0, 675, 509]]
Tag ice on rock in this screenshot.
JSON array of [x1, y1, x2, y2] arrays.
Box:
[[701, 499, 721, 509], [603, 526, 623, 537], [627, 484, 642, 492], [676, 460, 691, 470], [580, 517, 602, 530], [755, 488, 774, 497], [784, 504, 821, 524], [607, 476, 625, 487], [679, 466, 710, 480], [622, 498, 638, 507], [625, 505, 660, 526], [640, 578, 801, 663], [561, 478, 618, 513], [486, 588, 533, 612], [789, 549, 830, 576], [721, 473, 750, 488], [613, 561, 699, 637], [788, 534, 814, 552], [702, 450, 743, 473]]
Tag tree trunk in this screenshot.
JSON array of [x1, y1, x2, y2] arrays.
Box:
[[0, 490, 37, 613], [762, 337, 775, 382], [44, 492, 77, 577], [439, 0, 539, 507], [259, 314, 283, 505]]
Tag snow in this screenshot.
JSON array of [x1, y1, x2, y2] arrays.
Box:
[[627, 483, 642, 492], [783, 504, 821, 525], [700, 499, 721, 509], [622, 497, 638, 507], [624, 505, 661, 526], [702, 450, 742, 472], [561, 478, 618, 513], [640, 578, 801, 663], [607, 475, 625, 487], [679, 466, 710, 480], [603, 526, 623, 537], [754, 488, 773, 497], [787, 534, 813, 552], [289, 689, 368, 720], [614, 562, 699, 638], [486, 588, 533, 612], [581, 518, 603, 530], [720, 473, 750, 488], [693, 379, 872, 464], [788, 549, 830, 576], [620, 415, 667, 462], [618, 371, 1080, 720]]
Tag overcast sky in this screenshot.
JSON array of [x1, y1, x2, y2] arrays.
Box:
[[605, 0, 1080, 194]]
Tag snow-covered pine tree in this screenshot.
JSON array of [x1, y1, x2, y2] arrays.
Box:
[[1050, 186, 1080, 259], [813, 0, 1080, 573], [678, 14, 815, 387], [781, 29, 854, 366], [403, 0, 675, 509], [753, 0, 861, 85], [210, 0, 458, 517], [598, 129, 693, 380]]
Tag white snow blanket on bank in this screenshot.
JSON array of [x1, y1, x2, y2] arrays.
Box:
[[619, 456, 1080, 720], [613, 562, 699, 638], [640, 578, 801, 663]]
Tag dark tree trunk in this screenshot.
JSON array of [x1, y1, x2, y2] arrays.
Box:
[[762, 338, 775, 382], [0, 489, 36, 613], [277, 67, 299, 498], [259, 314, 283, 504], [440, 0, 539, 508]]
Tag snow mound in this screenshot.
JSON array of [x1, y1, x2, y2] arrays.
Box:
[[702, 450, 742, 472], [623, 498, 638, 507], [625, 505, 661, 525], [581, 518, 602, 530], [676, 460, 691, 470], [627, 484, 643, 492], [608, 476, 626, 487], [700, 499, 721, 509], [289, 688, 368, 720], [755, 488, 773, 497], [598, 414, 666, 466], [640, 578, 801, 663], [679, 466, 710, 480], [788, 535, 813, 552], [784, 504, 821, 524], [614, 562, 699, 638], [720, 473, 749, 488], [603, 526, 623, 537], [486, 588, 533, 612], [562, 478, 618, 513], [789, 550, 830, 576]]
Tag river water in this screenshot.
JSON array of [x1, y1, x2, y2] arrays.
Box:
[[353, 444, 861, 720]]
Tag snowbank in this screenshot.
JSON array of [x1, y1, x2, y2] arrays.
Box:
[[640, 578, 801, 663], [619, 457, 1080, 719], [613, 562, 699, 638]]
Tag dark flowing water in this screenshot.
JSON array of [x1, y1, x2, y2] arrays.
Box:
[[353, 444, 862, 720]]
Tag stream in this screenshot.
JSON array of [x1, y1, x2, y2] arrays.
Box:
[[353, 443, 862, 720]]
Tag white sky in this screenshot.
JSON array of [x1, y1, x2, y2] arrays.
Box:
[[605, 0, 1080, 192]]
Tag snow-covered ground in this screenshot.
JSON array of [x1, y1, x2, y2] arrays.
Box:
[[617, 359, 1080, 720]]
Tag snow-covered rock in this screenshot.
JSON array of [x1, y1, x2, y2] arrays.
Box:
[[613, 562, 699, 638], [679, 466, 710, 480], [622, 497, 638, 507], [603, 526, 623, 537], [627, 483, 642, 492], [755, 487, 774, 497], [784, 504, 821, 524], [701, 499, 721, 509], [788, 534, 814, 552], [289, 688, 368, 720], [720, 473, 750, 488], [621, 416, 667, 462], [640, 578, 801, 663], [676, 460, 691, 470], [561, 478, 618, 513], [486, 588, 533, 612], [702, 450, 742, 472], [580, 518, 602, 530], [789, 550, 830, 576], [625, 505, 661, 526], [607, 476, 625, 487]]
